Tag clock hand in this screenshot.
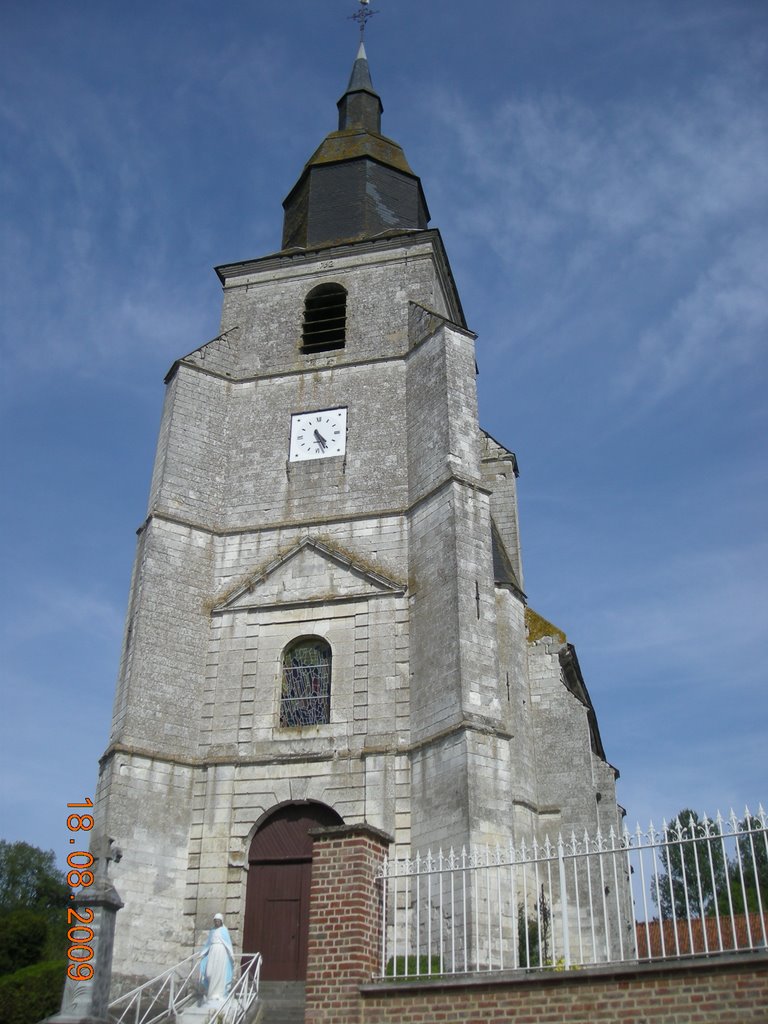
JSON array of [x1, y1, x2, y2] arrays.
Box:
[[313, 429, 327, 449]]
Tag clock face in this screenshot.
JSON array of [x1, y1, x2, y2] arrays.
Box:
[[289, 408, 347, 461]]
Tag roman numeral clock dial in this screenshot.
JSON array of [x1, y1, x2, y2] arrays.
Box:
[[289, 408, 347, 461]]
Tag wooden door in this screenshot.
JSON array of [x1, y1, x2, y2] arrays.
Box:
[[245, 860, 311, 979], [243, 802, 343, 981]]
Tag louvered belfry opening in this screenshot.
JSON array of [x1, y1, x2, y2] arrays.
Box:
[[301, 283, 347, 352]]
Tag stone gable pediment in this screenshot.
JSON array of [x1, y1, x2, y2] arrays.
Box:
[[214, 538, 406, 611]]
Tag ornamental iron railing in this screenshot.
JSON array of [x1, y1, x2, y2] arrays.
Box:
[[378, 807, 767, 978], [108, 951, 262, 1024], [108, 952, 200, 1024]]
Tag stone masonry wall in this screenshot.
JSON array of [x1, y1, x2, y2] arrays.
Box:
[[528, 634, 620, 840], [94, 752, 196, 984], [480, 432, 523, 591], [96, 228, 625, 988], [494, 587, 537, 838]]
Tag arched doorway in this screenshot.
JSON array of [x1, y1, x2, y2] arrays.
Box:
[[243, 801, 343, 980]]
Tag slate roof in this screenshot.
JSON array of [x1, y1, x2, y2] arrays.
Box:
[[282, 42, 429, 250]]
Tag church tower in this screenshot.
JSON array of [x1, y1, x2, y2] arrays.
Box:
[[95, 40, 620, 988]]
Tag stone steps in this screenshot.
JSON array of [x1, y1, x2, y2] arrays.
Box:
[[257, 981, 305, 1024], [177, 999, 264, 1024], [175, 992, 265, 1024]]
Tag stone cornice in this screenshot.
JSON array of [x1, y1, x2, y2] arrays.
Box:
[[165, 348, 404, 387], [100, 715, 515, 773], [213, 229, 465, 330], [164, 304, 476, 387], [137, 472, 492, 539], [308, 822, 393, 846]]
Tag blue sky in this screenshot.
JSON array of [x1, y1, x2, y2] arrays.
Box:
[[1, 1, 766, 866]]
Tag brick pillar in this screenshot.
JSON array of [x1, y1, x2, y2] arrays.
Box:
[[305, 823, 392, 1024]]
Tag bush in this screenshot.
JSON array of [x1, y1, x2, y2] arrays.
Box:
[[0, 910, 49, 976], [0, 960, 66, 1024]]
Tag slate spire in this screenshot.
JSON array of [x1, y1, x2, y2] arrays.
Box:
[[281, 43, 429, 251], [337, 41, 383, 134]]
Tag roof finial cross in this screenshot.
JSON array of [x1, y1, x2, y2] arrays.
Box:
[[349, 0, 378, 41]]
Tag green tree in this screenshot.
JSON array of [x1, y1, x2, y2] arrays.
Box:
[[651, 810, 727, 920], [721, 813, 768, 917], [0, 842, 69, 914], [0, 841, 70, 973]]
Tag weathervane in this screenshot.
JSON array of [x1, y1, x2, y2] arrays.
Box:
[[349, 0, 378, 40]]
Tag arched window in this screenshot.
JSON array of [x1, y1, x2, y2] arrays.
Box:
[[280, 637, 331, 727], [301, 283, 347, 352]]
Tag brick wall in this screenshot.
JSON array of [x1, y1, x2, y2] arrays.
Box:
[[359, 958, 768, 1023], [305, 824, 391, 1024], [306, 821, 768, 1024]]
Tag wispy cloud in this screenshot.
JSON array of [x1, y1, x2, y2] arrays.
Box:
[[553, 534, 768, 673], [0, 580, 124, 651], [620, 229, 768, 402], [0, 35, 293, 399], [421, 49, 768, 407]]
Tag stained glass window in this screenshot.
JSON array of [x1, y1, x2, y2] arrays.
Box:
[[280, 638, 331, 728]]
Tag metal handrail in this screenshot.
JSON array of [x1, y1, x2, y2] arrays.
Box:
[[202, 953, 263, 1024], [108, 951, 262, 1024], [108, 952, 201, 1024]]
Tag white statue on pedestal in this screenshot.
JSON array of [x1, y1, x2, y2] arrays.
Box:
[[199, 913, 234, 1005]]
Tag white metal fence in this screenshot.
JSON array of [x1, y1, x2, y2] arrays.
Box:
[[378, 807, 768, 978]]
